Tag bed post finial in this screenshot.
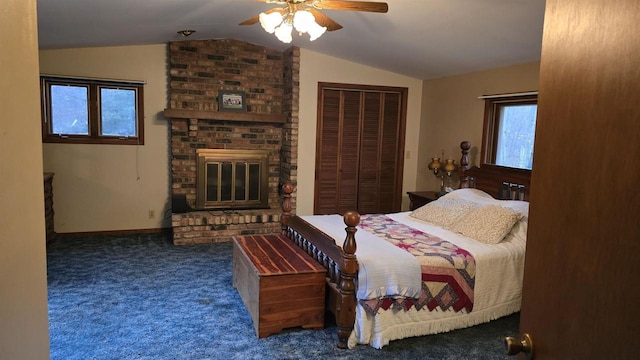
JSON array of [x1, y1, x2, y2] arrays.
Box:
[[281, 183, 294, 233], [337, 210, 360, 349], [459, 141, 471, 188]]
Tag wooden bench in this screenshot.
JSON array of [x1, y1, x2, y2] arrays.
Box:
[[232, 234, 326, 338]]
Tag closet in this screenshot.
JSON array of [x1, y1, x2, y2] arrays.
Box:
[[314, 82, 407, 215]]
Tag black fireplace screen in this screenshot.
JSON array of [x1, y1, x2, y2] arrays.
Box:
[[196, 149, 269, 209]]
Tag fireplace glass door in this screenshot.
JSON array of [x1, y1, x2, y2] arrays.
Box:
[[206, 162, 261, 202], [197, 149, 269, 209]]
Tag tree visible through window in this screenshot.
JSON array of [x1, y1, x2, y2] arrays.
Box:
[[41, 76, 144, 145], [100, 88, 137, 137], [482, 93, 537, 170], [495, 104, 537, 169], [50, 85, 89, 135]]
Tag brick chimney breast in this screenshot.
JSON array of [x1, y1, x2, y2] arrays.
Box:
[[168, 39, 299, 245]]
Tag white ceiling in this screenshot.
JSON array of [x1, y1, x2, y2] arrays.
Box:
[[36, 0, 546, 80]]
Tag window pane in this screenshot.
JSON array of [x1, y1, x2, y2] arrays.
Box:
[[206, 163, 219, 202], [248, 163, 260, 201], [496, 104, 537, 170], [235, 163, 246, 200], [50, 85, 89, 135], [100, 88, 137, 136], [220, 163, 233, 201]]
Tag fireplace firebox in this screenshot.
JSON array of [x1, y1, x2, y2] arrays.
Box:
[[196, 149, 269, 210]]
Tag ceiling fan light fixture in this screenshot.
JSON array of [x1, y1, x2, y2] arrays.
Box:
[[259, 11, 283, 34], [241, 1, 388, 42]]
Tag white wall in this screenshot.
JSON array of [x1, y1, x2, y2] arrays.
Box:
[[418, 62, 541, 191], [297, 49, 424, 215], [0, 0, 51, 358], [39, 45, 170, 233]]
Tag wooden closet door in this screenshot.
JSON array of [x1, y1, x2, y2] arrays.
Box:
[[314, 83, 406, 215], [380, 92, 403, 213]]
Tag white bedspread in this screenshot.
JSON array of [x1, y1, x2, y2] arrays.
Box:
[[349, 211, 527, 348], [300, 214, 423, 300], [302, 203, 527, 349]]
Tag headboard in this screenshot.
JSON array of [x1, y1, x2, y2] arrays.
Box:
[[458, 141, 531, 201]]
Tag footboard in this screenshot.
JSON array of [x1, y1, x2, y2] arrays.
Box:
[[280, 183, 359, 349]]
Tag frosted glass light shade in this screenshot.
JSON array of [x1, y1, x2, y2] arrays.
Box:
[[274, 22, 293, 43], [307, 21, 327, 41], [293, 10, 315, 33], [259, 12, 284, 34], [292, 10, 326, 41]]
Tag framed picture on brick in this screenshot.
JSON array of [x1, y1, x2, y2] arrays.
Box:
[[218, 90, 246, 112]]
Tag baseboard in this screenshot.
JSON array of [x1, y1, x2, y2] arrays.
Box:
[[56, 228, 172, 238]]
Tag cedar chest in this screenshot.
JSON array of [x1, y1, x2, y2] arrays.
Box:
[[232, 234, 326, 338]]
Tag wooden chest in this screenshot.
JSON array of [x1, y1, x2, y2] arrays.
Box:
[[232, 234, 326, 338]]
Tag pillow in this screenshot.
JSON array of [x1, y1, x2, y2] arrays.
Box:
[[443, 188, 530, 218], [496, 200, 529, 218], [440, 188, 495, 204], [448, 204, 524, 244], [409, 198, 478, 228]]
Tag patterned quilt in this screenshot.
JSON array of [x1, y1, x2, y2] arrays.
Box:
[[357, 214, 476, 315]]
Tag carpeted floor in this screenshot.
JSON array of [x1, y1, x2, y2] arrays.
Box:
[[47, 233, 519, 360]]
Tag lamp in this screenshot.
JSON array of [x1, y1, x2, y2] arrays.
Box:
[[428, 149, 457, 196], [258, 4, 327, 43]]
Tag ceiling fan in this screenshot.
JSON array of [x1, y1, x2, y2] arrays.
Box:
[[239, 0, 389, 43]]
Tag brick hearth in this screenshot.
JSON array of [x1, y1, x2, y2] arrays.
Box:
[[167, 39, 299, 245]]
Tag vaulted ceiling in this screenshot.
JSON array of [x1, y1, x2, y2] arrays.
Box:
[[37, 0, 546, 80]]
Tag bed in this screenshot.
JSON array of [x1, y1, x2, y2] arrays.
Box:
[[279, 141, 531, 349]]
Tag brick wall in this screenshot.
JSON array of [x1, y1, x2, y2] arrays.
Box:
[[167, 39, 299, 245]]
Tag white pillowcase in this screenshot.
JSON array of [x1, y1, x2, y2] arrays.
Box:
[[410, 188, 530, 244], [443, 188, 530, 218], [440, 188, 495, 203], [409, 198, 478, 228], [448, 205, 524, 244]]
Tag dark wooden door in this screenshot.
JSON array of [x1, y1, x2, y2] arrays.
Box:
[[517, 0, 640, 358], [314, 83, 406, 215]]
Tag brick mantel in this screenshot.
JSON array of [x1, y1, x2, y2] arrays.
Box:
[[163, 108, 285, 124]]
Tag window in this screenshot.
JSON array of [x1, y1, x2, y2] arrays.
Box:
[[481, 93, 537, 170], [40, 76, 144, 145]]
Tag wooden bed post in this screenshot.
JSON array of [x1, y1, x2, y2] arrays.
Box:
[[458, 140, 471, 188], [280, 183, 294, 234], [337, 211, 359, 349], [278, 182, 361, 349]]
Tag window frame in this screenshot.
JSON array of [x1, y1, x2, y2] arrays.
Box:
[[480, 93, 537, 171], [40, 76, 145, 145]]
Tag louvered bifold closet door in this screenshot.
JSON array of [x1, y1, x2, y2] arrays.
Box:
[[338, 91, 363, 213], [314, 89, 341, 215], [378, 92, 403, 213], [314, 89, 362, 214], [357, 92, 383, 213], [314, 83, 406, 215]]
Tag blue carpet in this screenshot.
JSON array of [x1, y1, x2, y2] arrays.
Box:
[[47, 233, 519, 359]]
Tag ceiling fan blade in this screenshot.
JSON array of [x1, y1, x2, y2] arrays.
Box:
[[239, 8, 283, 26], [308, 8, 343, 31], [313, 0, 388, 13], [239, 15, 260, 26]]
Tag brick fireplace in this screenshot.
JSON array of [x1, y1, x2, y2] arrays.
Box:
[[166, 39, 299, 245]]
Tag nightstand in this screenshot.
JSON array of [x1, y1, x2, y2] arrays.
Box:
[[407, 191, 440, 211]]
